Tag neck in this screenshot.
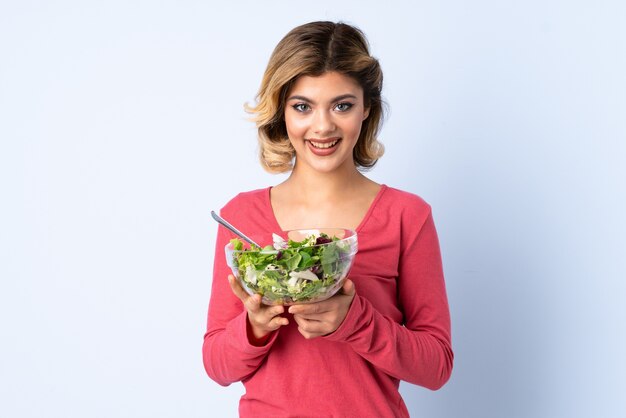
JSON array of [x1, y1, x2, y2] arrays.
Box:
[[283, 161, 367, 201]]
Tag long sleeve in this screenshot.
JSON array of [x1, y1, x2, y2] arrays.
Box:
[[324, 207, 453, 390], [201, 209, 278, 386], [201, 186, 452, 417]]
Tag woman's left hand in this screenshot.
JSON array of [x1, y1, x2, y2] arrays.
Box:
[[288, 279, 356, 339]]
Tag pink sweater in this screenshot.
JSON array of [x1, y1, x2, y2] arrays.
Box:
[[203, 185, 453, 417]]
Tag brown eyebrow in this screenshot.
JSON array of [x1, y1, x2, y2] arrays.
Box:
[[286, 94, 358, 104]]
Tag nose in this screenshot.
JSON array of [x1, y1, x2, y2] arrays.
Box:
[[312, 109, 335, 135]]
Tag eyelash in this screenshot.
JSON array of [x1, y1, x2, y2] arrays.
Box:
[[291, 102, 354, 113], [292, 103, 310, 112], [335, 102, 353, 112]]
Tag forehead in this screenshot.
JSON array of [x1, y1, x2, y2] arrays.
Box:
[[287, 72, 363, 99]]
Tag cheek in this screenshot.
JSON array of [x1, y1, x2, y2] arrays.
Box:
[[285, 117, 308, 138], [344, 116, 365, 138]]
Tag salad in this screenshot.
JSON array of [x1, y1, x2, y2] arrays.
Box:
[[228, 231, 356, 304]]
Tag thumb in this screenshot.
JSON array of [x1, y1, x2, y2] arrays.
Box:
[[341, 279, 356, 297], [228, 274, 251, 303]]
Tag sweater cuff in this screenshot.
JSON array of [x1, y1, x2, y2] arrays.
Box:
[[227, 310, 279, 354], [323, 294, 367, 343]]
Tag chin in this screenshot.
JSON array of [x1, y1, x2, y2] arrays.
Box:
[[308, 159, 354, 174]]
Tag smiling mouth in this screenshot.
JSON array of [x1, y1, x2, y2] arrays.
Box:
[[308, 139, 340, 149]]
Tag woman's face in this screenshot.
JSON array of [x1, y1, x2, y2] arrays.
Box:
[[284, 71, 369, 174]]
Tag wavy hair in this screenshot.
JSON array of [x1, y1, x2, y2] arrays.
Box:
[[246, 21, 385, 173]]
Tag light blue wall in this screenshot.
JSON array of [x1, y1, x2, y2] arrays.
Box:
[[1, 1, 624, 417]]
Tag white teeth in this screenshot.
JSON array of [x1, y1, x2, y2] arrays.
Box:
[[309, 139, 339, 149]]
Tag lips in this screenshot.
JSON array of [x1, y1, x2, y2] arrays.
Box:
[[306, 138, 341, 156], [309, 139, 339, 149]]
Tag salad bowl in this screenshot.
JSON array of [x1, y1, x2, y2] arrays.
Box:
[[225, 228, 358, 305]]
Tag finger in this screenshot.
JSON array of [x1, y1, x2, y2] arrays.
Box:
[[291, 314, 309, 328], [291, 311, 326, 323], [292, 313, 324, 328], [341, 279, 356, 296], [270, 314, 289, 328], [288, 302, 324, 315], [228, 275, 250, 302], [259, 304, 285, 321], [293, 316, 326, 338], [251, 304, 285, 328], [245, 293, 263, 313], [298, 328, 318, 340], [257, 309, 288, 331], [269, 304, 285, 317]]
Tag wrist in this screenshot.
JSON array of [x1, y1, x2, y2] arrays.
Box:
[[246, 317, 272, 346]]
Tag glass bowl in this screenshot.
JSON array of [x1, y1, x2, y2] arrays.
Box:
[[225, 228, 358, 305]]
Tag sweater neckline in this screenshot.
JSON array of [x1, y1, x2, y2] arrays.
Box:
[[263, 184, 388, 234]]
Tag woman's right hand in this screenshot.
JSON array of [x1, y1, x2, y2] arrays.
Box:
[[228, 275, 289, 345]]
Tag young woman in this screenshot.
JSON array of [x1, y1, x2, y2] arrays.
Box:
[[203, 21, 453, 417]]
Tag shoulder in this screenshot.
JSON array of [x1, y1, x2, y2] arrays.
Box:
[[362, 185, 434, 236], [220, 187, 270, 217], [379, 185, 432, 218], [378, 186, 440, 247]]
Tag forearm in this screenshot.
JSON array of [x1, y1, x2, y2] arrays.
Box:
[[202, 310, 277, 386], [325, 294, 453, 390]]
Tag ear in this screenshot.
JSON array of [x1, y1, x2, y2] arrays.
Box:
[[362, 107, 370, 121]]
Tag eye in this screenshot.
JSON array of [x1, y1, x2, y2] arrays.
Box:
[[334, 102, 354, 112], [292, 103, 310, 113]]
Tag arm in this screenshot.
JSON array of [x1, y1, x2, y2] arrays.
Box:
[[202, 221, 282, 386], [324, 209, 453, 390]]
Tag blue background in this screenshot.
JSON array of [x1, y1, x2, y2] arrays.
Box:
[[1, 1, 624, 417]]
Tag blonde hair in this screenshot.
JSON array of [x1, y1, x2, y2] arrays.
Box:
[[246, 21, 385, 173]]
